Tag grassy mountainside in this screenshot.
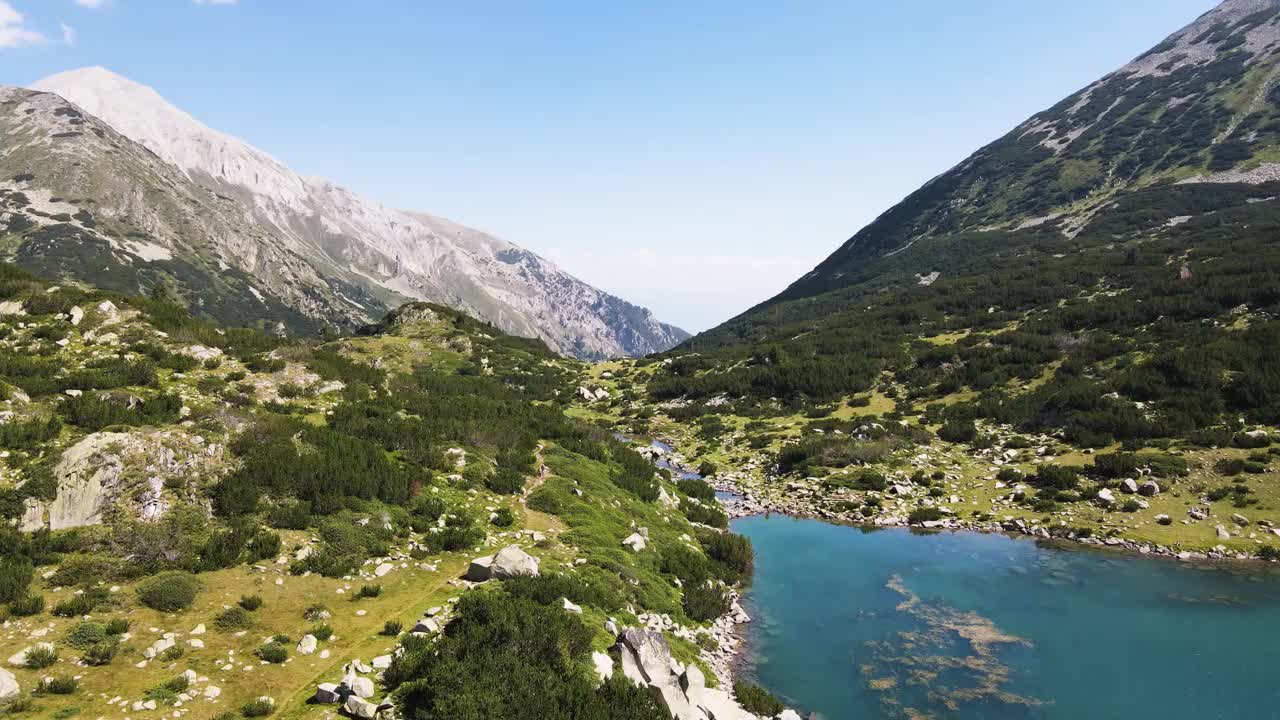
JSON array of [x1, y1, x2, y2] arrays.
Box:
[[0, 263, 759, 719], [598, 1, 1280, 560]]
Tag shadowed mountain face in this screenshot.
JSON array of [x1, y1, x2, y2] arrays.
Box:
[[726, 0, 1280, 319], [2, 68, 687, 359]]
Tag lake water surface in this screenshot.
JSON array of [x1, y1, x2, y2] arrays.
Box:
[[732, 514, 1280, 719]]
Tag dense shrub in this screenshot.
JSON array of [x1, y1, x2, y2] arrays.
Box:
[[385, 591, 666, 719], [702, 532, 754, 583], [24, 644, 57, 669], [0, 556, 33, 604], [214, 607, 253, 632], [502, 572, 626, 613], [240, 698, 275, 717], [8, 592, 44, 617], [238, 594, 263, 611], [255, 643, 288, 664], [733, 682, 785, 717], [683, 583, 732, 622], [677, 478, 716, 501], [63, 620, 108, 648], [82, 639, 120, 666], [491, 507, 515, 527], [908, 507, 945, 524], [36, 676, 78, 695], [135, 571, 199, 612]]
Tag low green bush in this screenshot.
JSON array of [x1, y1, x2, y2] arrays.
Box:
[[214, 607, 252, 632], [733, 682, 784, 716], [36, 676, 78, 695], [255, 643, 287, 664], [682, 583, 731, 622], [491, 507, 515, 527], [9, 592, 44, 617], [63, 620, 107, 648], [25, 645, 57, 669], [136, 571, 199, 612], [82, 639, 119, 666], [240, 698, 274, 717]]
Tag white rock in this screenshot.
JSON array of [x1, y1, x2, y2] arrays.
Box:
[[489, 545, 540, 579], [314, 682, 341, 703], [344, 695, 378, 719], [348, 675, 375, 698], [591, 651, 614, 682], [296, 634, 317, 655], [0, 668, 18, 699]]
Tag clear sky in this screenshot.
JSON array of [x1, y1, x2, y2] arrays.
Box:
[[1, 0, 1216, 332]]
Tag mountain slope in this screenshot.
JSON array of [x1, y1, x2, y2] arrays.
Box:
[[15, 67, 687, 359], [645, 0, 1280, 448], [0, 85, 368, 334], [766, 0, 1280, 306]]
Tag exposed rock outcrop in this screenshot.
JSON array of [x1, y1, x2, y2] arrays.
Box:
[[612, 628, 775, 720]]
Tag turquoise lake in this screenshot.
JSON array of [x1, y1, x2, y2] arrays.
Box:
[[732, 515, 1280, 719]]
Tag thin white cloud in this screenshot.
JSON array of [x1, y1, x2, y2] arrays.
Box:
[[74, 0, 107, 8], [0, 2, 46, 48], [193, 0, 238, 5], [60, 21, 74, 44]]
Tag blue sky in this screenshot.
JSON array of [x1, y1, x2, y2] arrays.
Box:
[[1, 0, 1216, 331]]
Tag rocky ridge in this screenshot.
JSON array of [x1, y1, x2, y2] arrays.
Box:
[[22, 68, 689, 359]]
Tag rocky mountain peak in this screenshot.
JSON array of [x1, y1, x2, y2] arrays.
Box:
[[16, 67, 688, 359]]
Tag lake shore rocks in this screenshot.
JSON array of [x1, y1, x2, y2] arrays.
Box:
[[612, 627, 778, 720]]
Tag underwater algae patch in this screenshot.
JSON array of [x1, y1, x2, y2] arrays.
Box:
[[861, 575, 1045, 718]]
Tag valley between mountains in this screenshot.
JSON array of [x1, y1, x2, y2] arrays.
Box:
[[5, 0, 1280, 719]]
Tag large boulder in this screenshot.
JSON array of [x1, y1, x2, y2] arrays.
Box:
[[348, 675, 375, 699], [1139, 480, 1160, 497], [47, 432, 132, 530], [0, 668, 18, 699], [313, 683, 342, 704], [466, 555, 495, 582], [616, 629, 673, 686], [412, 618, 440, 635], [1120, 478, 1138, 494], [344, 695, 379, 719], [622, 533, 648, 552], [489, 545, 540, 579]]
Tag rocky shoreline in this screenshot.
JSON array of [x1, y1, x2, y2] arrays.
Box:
[[643, 436, 1280, 568], [708, 471, 1280, 564]]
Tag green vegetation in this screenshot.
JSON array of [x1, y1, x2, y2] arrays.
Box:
[[385, 590, 667, 719], [135, 571, 199, 612], [733, 682, 785, 717], [0, 262, 759, 718]]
